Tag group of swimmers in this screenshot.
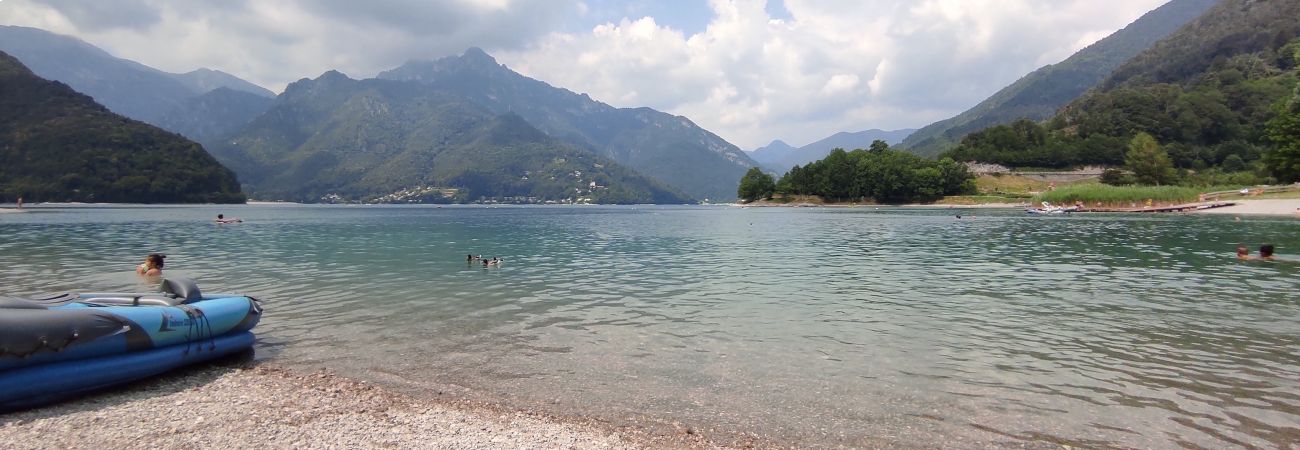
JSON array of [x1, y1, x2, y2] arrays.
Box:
[[467, 254, 503, 267], [1237, 244, 1286, 261]]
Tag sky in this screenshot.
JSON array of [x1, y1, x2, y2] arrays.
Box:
[[0, 0, 1169, 149]]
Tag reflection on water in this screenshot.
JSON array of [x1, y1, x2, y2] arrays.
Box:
[[2, 204, 1298, 448]]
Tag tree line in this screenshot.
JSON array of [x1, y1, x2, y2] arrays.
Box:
[[739, 141, 975, 204]]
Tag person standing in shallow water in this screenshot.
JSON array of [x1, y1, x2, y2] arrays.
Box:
[[136, 253, 165, 277]]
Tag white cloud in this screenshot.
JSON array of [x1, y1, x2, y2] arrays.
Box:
[[2, 0, 578, 91], [501, 0, 1168, 148], [0, 0, 1170, 149]]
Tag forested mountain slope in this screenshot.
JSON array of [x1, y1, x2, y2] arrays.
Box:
[[0, 52, 245, 203], [899, 0, 1219, 157], [945, 0, 1300, 180], [209, 71, 689, 204], [378, 49, 758, 201]]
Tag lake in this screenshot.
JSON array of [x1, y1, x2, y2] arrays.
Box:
[[1, 204, 1297, 448]]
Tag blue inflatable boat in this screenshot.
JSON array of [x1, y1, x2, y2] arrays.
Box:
[[0, 278, 262, 411]]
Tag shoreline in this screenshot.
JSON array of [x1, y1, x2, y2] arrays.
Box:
[[739, 198, 1300, 216], [1191, 198, 1300, 216], [0, 360, 736, 450]]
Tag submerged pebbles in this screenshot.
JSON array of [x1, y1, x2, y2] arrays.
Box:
[[0, 364, 722, 449]]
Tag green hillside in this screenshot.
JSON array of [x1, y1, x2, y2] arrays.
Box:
[[378, 49, 759, 201], [210, 72, 690, 204], [900, 0, 1219, 157], [945, 0, 1300, 183], [0, 51, 245, 203]]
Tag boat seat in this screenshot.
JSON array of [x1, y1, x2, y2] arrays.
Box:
[[159, 277, 202, 303], [75, 295, 186, 307]]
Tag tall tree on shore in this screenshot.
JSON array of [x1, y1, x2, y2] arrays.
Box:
[[737, 167, 776, 202], [1125, 133, 1177, 185], [1264, 85, 1300, 183]]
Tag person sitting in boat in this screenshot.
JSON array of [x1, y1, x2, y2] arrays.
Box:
[[215, 214, 242, 224], [136, 253, 165, 277]]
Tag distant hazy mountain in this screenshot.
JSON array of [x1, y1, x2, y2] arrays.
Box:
[[898, 0, 1219, 157], [377, 48, 758, 201], [751, 129, 916, 172], [0, 26, 274, 127], [749, 140, 798, 167], [210, 71, 689, 204], [170, 68, 275, 99], [0, 51, 244, 203], [156, 87, 275, 144]]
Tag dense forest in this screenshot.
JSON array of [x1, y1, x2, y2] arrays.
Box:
[[943, 0, 1300, 184], [740, 141, 974, 204], [0, 51, 245, 203]]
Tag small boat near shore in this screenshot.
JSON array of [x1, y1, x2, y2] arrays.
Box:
[[0, 278, 262, 411], [1026, 202, 1079, 215]]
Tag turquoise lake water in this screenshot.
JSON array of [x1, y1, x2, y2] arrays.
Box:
[[1, 204, 1297, 448]]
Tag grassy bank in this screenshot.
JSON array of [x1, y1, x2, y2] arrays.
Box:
[[1035, 184, 1244, 206]]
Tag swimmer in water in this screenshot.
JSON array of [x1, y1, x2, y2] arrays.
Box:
[[216, 214, 242, 224], [136, 253, 165, 277], [1260, 244, 1275, 261], [1237, 245, 1251, 261]]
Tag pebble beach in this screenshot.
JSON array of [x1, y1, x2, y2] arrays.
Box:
[[1194, 198, 1300, 216], [0, 362, 725, 450]]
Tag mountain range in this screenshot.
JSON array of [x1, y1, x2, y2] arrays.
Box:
[[0, 51, 244, 203], [207, 70, 689, 204], [898, 0, 1219, 157], [377, 49, 759, 201], [1, 27, 759, 203], [749, 128, 916, 172], [0, 25, 275, 138]]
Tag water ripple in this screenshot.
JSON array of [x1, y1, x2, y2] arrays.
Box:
[[1, 205, 1298, 448]]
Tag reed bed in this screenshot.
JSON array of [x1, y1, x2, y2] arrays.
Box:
[[1035, 184, 1244, 206]]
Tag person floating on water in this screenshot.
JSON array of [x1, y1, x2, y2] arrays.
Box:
[[215, 214, 242, 224], [136, 253, 165, 277], [1237, 245, 1252, 260]]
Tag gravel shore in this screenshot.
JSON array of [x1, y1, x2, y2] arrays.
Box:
[[0, 362, 723, 450], [1194, 198, 1300, 216]]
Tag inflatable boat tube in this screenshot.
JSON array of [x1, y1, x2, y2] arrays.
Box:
[[0, 278, 262, 371], [0, 331, 255, 412]]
